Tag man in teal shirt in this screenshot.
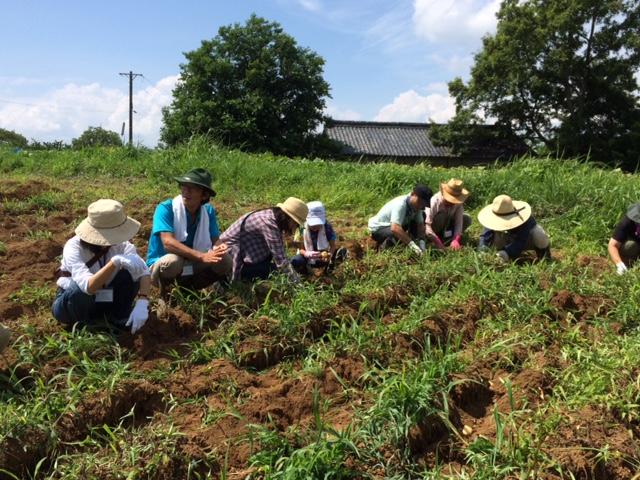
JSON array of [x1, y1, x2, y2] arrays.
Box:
[[147, 168, 231, 295], [368, 184, 432, 255]]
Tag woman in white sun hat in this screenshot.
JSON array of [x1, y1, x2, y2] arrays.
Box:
[[425, 178, 472, 251], [477, 194, 551, 262], [291, 201, 347, 274], [52, 199, 151, 333]]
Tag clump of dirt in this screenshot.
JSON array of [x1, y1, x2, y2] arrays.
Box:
[[549, 289, 612, 322], [0, 180, 56, 201], [544, 405, 640, 479], [407, 414, 452, 457], [576, 254, 611, 277], [235, 335, 299, 370], [57, 379, 165, 442], [0, 427, 49, 480], [118, 306, 198, 359]]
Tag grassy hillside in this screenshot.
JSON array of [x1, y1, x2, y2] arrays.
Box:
[[1, 143, 639, 479]]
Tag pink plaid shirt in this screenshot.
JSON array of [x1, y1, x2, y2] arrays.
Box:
[[220, 209, 290, 280]]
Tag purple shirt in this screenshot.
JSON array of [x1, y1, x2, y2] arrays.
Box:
[[219, 209, 290, 281]]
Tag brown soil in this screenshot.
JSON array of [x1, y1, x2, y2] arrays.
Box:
[[57, 379, 165, 442], [0, 427, 49, 480], [549, 289, 612, 322]]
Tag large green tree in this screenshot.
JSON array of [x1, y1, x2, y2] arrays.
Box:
[[161, 14, 331, 156], [436, 0, 640, 169], [71, 127, 122, 149], [0, 128, 28, 149]]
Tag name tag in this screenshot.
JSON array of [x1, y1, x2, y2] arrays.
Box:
[[95, 289, 113, 302], [444, 230, 453, 238], [181, 264, 194, 276]]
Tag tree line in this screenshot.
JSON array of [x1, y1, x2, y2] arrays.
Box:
[[4, 1, 639, 168]]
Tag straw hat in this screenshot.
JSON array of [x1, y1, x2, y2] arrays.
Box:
[[477, 195, 531, 231], [0, 324, 10, 353], [306, 201, 326, 227], [440, 178, 469, 204], [276, 197, 308, 226], [75, 199, 141, 246]]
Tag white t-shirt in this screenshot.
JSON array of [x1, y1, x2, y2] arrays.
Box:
[[57, 235, 139, 293]]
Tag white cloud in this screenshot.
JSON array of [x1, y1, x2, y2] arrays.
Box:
[[374, 88, 455, 123], [324, 102, 362, 121], [412, 0, 500, 46], [297, 0, 322, 12], [0, 76, 178, 146]]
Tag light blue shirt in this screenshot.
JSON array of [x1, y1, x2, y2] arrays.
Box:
[[368, 194, 423, 232], [146, 199, 220, 267]]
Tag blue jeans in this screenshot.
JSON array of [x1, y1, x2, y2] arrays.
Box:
[[51, 270, 139, 327]]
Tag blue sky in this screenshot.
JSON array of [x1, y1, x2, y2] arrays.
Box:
[[0, 0, 501, 146]]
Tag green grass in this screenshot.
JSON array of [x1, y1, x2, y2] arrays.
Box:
[[1, 141, 640, 479]]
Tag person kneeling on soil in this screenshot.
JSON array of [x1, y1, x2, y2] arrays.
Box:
[[146, 168, 232, 296], [52, 199, 151, 333], [291, 201, 347, 274], [425, 178, 472, 251], [477, 194, 551, 262], [368, 184, 432, 255], [219, 197, 308, 283], [608, 203, 640, 275]]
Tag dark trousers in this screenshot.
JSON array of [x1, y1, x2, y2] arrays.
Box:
[[51, 270, 139, 327], [240, 258, 277, 281], [371, 220, 422, 249]]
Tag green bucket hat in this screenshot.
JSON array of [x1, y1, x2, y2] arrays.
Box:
[[174, 168, 216, 197], [626, 203, 640, 223]]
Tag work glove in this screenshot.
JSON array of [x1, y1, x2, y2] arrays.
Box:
[[303, 250, 322, 259], [496, 250, 509, 263], [408, 241, 423, 256], [284, 263, 301, 284], [616, 262, 628, 275], [418, 239, 426, 252], [126, 298, 149, 334], [450, 235, 462, 251], [111, 255, 150, 280], [432, 235, 445, 250]]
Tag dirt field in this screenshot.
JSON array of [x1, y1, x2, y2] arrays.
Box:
[[1, 177, 639, 479]]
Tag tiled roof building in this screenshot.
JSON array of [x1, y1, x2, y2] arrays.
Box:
[[324, 120, 528, 165]]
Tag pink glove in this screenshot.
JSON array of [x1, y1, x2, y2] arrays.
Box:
[[450, 235, 462, 251], [303, 250, 321, 259], [432, 235, 445, 250]]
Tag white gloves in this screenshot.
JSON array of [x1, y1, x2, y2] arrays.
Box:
[[303, 250, 322, 260], [616, 262, 628, 275], [496, 250, 510, 263], [408, 241, 423, 256], [111, 255, 150, 281], [418, 240, 426, 252], [126, 298, 149, 334]]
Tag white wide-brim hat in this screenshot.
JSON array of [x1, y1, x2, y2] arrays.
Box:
[[75, 199, 141, 246], [477, 194, 531, 231]]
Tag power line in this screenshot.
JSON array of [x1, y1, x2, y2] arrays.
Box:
[[119, 70, 143, 146]]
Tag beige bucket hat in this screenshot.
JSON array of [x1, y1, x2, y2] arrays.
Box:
[[75, 199, 141, 246], [478, 194, 531, 231], [276, 197, 308, 226], [440, 178, 469, 204]]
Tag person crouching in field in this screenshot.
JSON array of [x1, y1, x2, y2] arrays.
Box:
[[219, 197, 308, 283], [608, 203, 640, 275], [291, 201, 347, 274], [52, 199, 151, 333], [425, 178, 472, 251], [477, 194, 551, 262], [368, 184, 432, 256], [146, 168, 232, 296]]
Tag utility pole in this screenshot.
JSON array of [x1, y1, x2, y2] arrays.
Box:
[[119, 70, 142, 146]]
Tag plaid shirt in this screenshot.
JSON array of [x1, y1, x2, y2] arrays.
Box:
[[220, 209, 290, 280]]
